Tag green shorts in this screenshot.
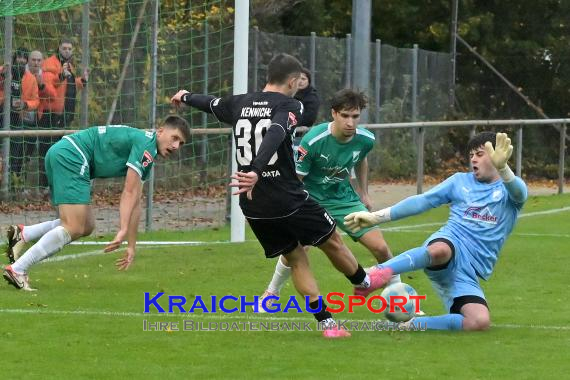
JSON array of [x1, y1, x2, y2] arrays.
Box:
[[323, 201, 379, 241], [45, 137, 91, 206]]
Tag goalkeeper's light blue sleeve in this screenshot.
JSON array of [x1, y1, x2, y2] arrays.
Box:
[[390, 174, 457, 221], [503, 176, 528, 204], [391, 172, 526, 280]]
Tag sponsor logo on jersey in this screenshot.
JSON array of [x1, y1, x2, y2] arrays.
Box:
[[322, 167, 350, 184], [463, 206, 498, 224], [141, 150, 154, 168], [352, 151, 360, 162], [492, 189, 502, 201], [212, 98, 221, 106], [261, 170, 281, 178], [297, 146, 308, 162]]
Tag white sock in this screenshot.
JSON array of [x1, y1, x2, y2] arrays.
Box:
[[12, 226, 72, 273], [320, 318, 336, 329], [22, 219, 62, 242], [359, 273, 371, 288], [267, 255, 292, 294], [387, 274, 402, 286]]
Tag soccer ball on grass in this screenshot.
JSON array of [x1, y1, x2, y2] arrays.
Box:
[[379, 282, 419, 322]]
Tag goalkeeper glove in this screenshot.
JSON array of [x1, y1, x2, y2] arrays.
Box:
[[344, 207, 391, 233], [484, 132, 515, 182]]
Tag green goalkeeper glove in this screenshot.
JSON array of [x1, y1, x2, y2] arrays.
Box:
[[344, 208, 391, 233], [484, 132, 515, 182]]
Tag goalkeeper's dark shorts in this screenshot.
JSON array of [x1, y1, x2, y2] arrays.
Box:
[[247, 197, 336, 258]]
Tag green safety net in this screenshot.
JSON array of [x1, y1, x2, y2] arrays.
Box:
[[0, 0, 89, 17]]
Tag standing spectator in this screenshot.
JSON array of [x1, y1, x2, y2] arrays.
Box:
[[294, 67, 320, 127], [293, 67, 320, 150], [18, 50, 48, 186], [24, 50, 46, 128], [0, 47, 40, 187], [38, 38, 88, 188]]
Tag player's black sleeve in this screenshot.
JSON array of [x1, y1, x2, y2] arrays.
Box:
[[250, 123, 286, 176], [181, 93, 216, 113], [250, 98, 301, 176]]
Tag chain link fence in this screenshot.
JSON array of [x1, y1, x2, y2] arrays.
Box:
[[1, 3, 566, 233]]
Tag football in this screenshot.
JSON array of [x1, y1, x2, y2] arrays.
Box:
[[380, 282, 419, 322]]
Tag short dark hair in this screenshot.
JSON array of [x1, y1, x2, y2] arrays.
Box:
[[59, 37, 74, 46], [162, 115, 190, 141], [467, 131, 496, 153], [266, 53, 303, 85], [330, 89, 368, 112], [13, 47, 29, 63]]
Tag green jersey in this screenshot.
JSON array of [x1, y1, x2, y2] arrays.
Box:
[[296, 123, 374, 208], [64, 125, 157, 181], [296, 122, 375, 206]]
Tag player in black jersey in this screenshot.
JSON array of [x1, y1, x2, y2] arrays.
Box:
[[172, 53, 372, 338]]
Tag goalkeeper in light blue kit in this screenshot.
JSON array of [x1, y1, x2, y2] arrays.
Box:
[[345, 132, 527, 331]]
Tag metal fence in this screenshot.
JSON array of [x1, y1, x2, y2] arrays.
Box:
[[249, 29, 451, 125], [1, 5, 567, 233]]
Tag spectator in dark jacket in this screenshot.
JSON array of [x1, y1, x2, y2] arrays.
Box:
[[294, 67, 320, 127]]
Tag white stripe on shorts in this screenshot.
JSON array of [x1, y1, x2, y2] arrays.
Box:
[[63, 136, 89, 176]]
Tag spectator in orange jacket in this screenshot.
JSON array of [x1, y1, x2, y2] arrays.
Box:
[[0, 47, 40, 186], [0, 48, 40, 119], [38, 37, 88, 188], [23, 50, 48, 126], [20, 50, 49, 189]]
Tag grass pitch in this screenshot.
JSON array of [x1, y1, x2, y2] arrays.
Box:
[[1, 194, 569, 379]]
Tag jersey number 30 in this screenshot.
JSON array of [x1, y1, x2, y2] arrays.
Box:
[[235, 119, 278, 165]]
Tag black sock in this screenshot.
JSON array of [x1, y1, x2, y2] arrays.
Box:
[[346, 264, 366, 285], [309, 300, 332, 322]]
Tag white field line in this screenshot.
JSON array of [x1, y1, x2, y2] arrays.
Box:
[[44, 245, 184, 263], [0, 307, 568, 331], [381, 205, 570, 232], [69, 240, 245, 246], [514, 232, 570, 238], [36, 205, 569, 264], [61, 205, 570, 246], [519, 206, 570, 218]]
